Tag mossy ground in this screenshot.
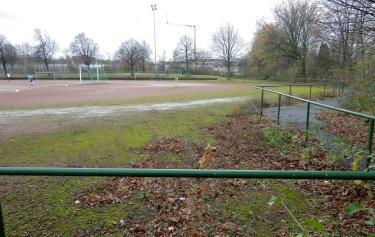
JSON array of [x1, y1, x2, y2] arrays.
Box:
[[0, 82, 334, 236], [0, 103, 238, 236]]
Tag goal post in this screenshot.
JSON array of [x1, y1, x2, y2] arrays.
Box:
[[79, 65, 108, 83], [35, 72, 56, 80]]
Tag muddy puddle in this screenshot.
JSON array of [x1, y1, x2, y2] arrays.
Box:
[[0, 97, 249, 138]]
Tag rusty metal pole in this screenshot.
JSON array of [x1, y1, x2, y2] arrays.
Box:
[[0, 203, 5, 237]]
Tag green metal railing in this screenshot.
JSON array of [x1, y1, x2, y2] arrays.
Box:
[[1, 167, 375, 236], [1, 167, 375, 179], [254, 82, 374, 166], [258, 81, 344, 114]]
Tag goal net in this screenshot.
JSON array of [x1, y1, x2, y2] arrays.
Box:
[[35, 72, 56, 80], [79, 65, 107, 83]]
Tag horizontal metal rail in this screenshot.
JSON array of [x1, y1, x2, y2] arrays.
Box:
[[259, 81, 343, 88], [254, 86, 374, 120], [0, 167, 374, 180]]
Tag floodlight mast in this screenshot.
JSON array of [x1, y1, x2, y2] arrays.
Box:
[[151, 4, 158, 80], [137, 14, 198, 67]]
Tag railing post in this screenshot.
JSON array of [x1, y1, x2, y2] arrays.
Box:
[[323, 84, 326, 100], [260, 87, 264, 116], [305, 102, 311, 143], [309, 85, 312, 101], [289, 85, 292, 105], [341, 81, 345, 94], [367, 118, 374, 167], [277, 94, 281, 125], [0, 203, 5, 237]]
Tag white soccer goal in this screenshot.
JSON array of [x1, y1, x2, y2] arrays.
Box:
[[79, 65, 107, 83], [35, 72, 56, 80]]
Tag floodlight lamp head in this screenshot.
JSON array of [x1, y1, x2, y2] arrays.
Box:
[[151, 4, 157, 10]]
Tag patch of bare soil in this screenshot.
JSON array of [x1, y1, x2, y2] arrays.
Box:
[[76, 109, 374, 236], [0, 80, 241, 107]]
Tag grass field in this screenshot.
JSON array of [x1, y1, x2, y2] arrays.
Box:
[[0, 80, 342, 236]]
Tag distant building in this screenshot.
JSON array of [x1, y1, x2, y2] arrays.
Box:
[[165, 59, 240, 76]]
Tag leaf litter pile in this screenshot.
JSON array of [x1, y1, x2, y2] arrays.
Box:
[[316, 111, 374, 151], [76, 108, 374, 236]]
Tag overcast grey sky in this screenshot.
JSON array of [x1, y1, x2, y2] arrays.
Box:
[[1, 0, 282, 60]]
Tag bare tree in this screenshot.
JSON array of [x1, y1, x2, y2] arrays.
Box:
[[17, 42, 34, 59], [327, 0, 375, 19], [33, 29, 58, 71], [4, 44, 18, 71], [174, 35, 194, 73], [139, 40, 152, 72], [274, 0, 320, 78], [211, 23, 245, 79], [0, 35, 8, 76], [321, 1, 358, 67], [0, 35, 18, 76], [321, 0, 373, 69], [114, 39, 142, 77], [70, 33, 99, 67]]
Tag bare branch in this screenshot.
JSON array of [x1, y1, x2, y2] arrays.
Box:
[[211, 23, 245, 79], [114, 39, 142, 76], [174, 35, 194, 72], [33, 29, 58, 71], [70, 33, 99, 67]]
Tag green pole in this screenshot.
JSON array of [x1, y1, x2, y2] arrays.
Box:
[[306, 102, 311, 143], [260, 87, 264, 116], [0, 203, 5, 237], [332, 83, 335, 97], [323, 84, 326, 100], [0, 167, 374, 180], [277, 94, 281, 125], [341, 81, 345, 93], [289, 85, 292, 105], [367, 119, 374, 167], [309, 85, 312, 101]]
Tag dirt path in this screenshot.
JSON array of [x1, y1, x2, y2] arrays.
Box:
[[264, 98, 339, 130]]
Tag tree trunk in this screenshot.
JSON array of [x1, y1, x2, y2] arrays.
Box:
[[301, 58, 306, 82], [130, 62, 134, 77], [227, 62, 231, 80], [142, 59, 145, 72], [84, 56, 90, 67], [185, 52, 189, 73], [1, 52, 7, 76], [44, 59, 49, 72]]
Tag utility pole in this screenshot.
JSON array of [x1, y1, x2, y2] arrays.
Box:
[[192, 25, 197, 68]]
